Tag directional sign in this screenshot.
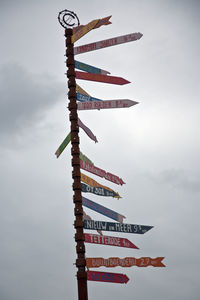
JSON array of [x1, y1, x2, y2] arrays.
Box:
[[80, 160, 125, 186], [78, 118, 98, 143], [82, 196, 125, 222], [82, 183, 120, 198], [84, 233, 139, 249], [76, 84, 90, 96], [78, 99, 138, 111], [55, 132, 71, 158], [86, 257, 166, 268], [81, 173, 120, 199], [76, 92, 102, 102], [87, 270, 129, 284], [76, 71, 130, 85], [74, 32, 143, 55], [71, 19, 99, 43], [73, 16, 112, 34], [83, 220, 153, 234], [75, 60, 110, 75]]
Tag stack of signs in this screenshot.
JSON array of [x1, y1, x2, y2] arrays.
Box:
[[57, 15, 165, 285]]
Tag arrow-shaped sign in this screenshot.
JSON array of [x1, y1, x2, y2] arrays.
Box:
[[78, 118, 98, 143], [78, 99, 138, 110], [82, 183, 120, 198], [86, 257, 166, 268], [81, 173, 120, 199], [75, 61, 110, 75], [73, 16, 112, 34], [80, 160, 125, 185], [82, 196, 125, 222], [84, 219, 153, 234], [76, 93, 102, 103], [72, 19, 100, 43], [76, 71, 130, 85], [84, 233, 139, 249], [87, 270, 129, 284], [74, 32, 143, 55], [55, 132, 71, 158]]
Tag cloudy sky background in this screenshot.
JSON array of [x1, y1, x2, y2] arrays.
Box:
[[0, 0, 200, 299]]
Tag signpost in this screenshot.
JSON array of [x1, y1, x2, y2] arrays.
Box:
[[82, 196, 125, 222], [75, 60, 110, 75], [75, 71, 130, 85], [87, 270, 129, 284], [78, 99, 138, 110], [86, 257, 166, 268], [74, 32, 143, 55], [84, 233, 139, 249], [84, 220, 153, 234]]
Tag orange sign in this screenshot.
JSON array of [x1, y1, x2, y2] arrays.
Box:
[[72, 19, 99, 43], [76, 84, 90, 96], [81, 172, 121, 199], [86, 257, 165, 268], [73, 16, 112, 33]]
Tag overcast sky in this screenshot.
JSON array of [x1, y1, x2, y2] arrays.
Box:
[[0, 0, 200, 299]]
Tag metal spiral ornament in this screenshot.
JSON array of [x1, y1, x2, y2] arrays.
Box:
[[58, 9, 80, 28]]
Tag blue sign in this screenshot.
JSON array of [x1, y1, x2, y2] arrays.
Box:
[[82, 196, 125, 222], [83, 219, 153, 234], [76, 92, 102, 102]]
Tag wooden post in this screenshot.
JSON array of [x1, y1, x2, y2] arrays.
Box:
[[65, 28, 88, 300]]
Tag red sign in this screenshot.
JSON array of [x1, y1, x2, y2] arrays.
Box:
[[78, 99, 138, 111], [74, 32, 143, 55], [76, 71, 130, 85], [84, 233, 139, 249], [87, 271, 129, 284]]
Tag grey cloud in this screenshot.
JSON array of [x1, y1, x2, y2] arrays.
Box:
[[149, 169, 200, 193], [0, 63, 64, 143]]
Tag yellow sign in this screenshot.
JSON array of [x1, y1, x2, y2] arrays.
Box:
[[72, 19, 100, 43], [76, 84, 90, 96]]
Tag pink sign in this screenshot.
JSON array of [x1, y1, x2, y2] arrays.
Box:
[[78, 99, 138, 111], [84, 233, 139, 249], [78, 118, 98, 143], [80, 160, 125, 185], [74, 32, 143, 55]]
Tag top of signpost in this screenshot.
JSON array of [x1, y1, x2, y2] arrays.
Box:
[[58, 9, 80, 28]]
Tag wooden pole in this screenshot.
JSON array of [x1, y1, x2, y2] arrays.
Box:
[[65, 28, 88, 300]]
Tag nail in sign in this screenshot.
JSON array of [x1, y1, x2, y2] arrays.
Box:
[[84, 233, 139, 249], [87, 271, 129, 284]]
